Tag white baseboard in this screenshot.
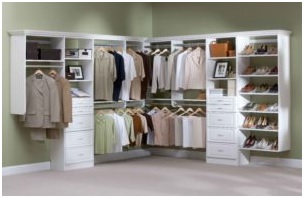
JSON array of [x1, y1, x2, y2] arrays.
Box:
[[250, 156, 302, 168], [2, 161, 50, 176]]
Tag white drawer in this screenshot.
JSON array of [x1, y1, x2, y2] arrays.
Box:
[[72, 98, 93, 107], [208, 97, 235, 104], [65, 131, 93, 148], [66, 114, 93, 132], [208, 128, 235, 143], [207, 104, 236, 112], [207, 113, 236, 127], [72, 106, 93, 115], [65, 146, 93, 164], [207, 143, 237, 159]]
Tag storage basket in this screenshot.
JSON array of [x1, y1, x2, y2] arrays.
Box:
[[210, 41, 233, 57]]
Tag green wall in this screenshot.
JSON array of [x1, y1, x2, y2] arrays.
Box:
[[152, 2, 302, 159], [2, 2, 152, 167], [2, 2, 302, 167]]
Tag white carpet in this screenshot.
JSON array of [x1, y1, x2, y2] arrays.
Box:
[[2, 156, 302, 196]]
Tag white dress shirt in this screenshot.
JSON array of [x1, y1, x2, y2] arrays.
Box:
[[118, 51, 136, 100], [174, 50, 191, 90], [151, 55, 167, 93]]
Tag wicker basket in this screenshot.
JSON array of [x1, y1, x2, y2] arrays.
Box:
[[210, 41, 233, 57]]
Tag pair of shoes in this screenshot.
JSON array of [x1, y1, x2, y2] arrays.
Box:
[[240, 45, 255, 55], [256, 66, 270, 75], [265, 121, 278, 130], [272, 139, 278, 150], [269, 83, 278, 93], [243, 66, 256, 75], [243, 102, 257, 110], [267, 46, 277, 54], [241, 83, 256, 92], [256, 84, 269, 93], [268, 66, 278, 75], [256, 116, 268, 129], [243, 135, 256, 148], [267, 103, 278, 111], [256, 138, 269, 149], [243, 116, 256, 128], [256, 103, 268, 111], [255, 44, 268, 54]]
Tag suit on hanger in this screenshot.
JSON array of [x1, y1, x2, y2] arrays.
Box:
[[46, 75, 72, 139], [21, 73, 60, 128]]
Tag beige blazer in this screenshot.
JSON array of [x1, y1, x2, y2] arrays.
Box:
[[183, 47, 206, 89], [21, 73, 60, 128], [46, 75, 72, 139]]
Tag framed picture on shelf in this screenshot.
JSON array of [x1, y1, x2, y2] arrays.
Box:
[[214, 61, 229, 78], [67, 65, 84, 80]]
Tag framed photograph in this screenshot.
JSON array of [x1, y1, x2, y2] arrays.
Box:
[[214, 61, 229, 78], [68, 65, 84, 80]]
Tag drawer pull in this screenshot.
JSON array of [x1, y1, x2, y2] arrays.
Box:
[[78, 122, 84, 125], [217, 108, 223, 110], [218, 119, 223, 122], [218, 149, 224, 152], [218, 134, 224, 137], [78, 153, 84, 156]]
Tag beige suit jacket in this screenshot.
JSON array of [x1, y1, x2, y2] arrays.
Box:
[[46, 75, 72, 139], [22, 73, 60, 128]]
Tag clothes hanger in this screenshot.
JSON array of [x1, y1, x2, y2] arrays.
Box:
[[161, 106, 170, 113], [189, 107, 205, 116], [178, 108, 194, 117], [34, 69, 44, 79], [151, 49, 160, 55], [34, 69, 43, 75], [115, 108, 125, 115], [134, 108, 145, 114], [164, 107, 185, 118], [125, 108, 134, 115], [159, 48, 169, 55], [49, 69, 57, 78]]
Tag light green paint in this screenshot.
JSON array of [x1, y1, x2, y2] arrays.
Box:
[[2, 2, 152, 167], [3, 2, 301, 167], [152, 2, 302, 160]]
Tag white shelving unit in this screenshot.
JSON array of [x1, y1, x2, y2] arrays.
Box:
[[10, 29, 290, 169]]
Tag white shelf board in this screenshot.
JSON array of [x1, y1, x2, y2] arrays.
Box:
[[65, 58, 92, 61], [208, 56, 236, 60], [238, 54, 278, 58], [26, 59, 64, 63], [239, 110, 278, 114], [239, 92, 278, 96], [239, 127, 278, 132], [26, 65, 63, 68], [240, 148, 279, 153], [239, 74, 278, 77]]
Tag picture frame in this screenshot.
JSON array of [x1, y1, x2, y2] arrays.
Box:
[[214, 61, 229, 78], [68, 65, 84, 80]]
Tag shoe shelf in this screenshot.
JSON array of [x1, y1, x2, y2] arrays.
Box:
[[238, 54, 278, 58], [65, 58, 92, 61], [239, 92, 278, 96], [239, 74, 278, 78], [208, 78, 236, 81], [239, 110, 278, 114], [239, 127, 278, 133]]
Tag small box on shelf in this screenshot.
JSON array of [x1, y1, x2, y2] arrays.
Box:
[[79, 49, 92, 59], [39, 49, 61, 60], [65, 49, 79, 58]]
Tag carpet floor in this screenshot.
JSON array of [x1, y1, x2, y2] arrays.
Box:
[[2, 156, 302, 196]]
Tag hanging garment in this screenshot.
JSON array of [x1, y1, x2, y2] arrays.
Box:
[[151, 55, 168, 93], [128, 50, 145, 100], [141, 113, 154, 145], [118, 51, 136, 101], [174, 50, 191, 90], [182, 116, 193, 148], [20, 73, 60, 128], [183, 47, 206, 89], [136, 114, 148, 146], [165, 49, 183, 90], [46, 75, 72, 139], [121, 113, 136, 144], [168, 115, 177, 146], [111, 113, 129, 152], [137, 52, 152, 99], [95, 113, 116, 154], [190, 116, 206, 149], [146, 54, 155, 86], [174, 116, 183, 146], [94, 50, 117, 101], [151, 110, 171, 146], [109, 51, 126, 101]]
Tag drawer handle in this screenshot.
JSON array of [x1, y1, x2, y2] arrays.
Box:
[[218, 149, 224, 152], [218, 134, 224, 137], [218, 119, 223, 122], [77, 122, 84, 125], [78, 153, 84, 156], [217, 108, 223, 110]]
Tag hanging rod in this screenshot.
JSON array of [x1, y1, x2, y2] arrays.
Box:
[[94, 44, 122, 47], [174, 43, 206, 47]]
